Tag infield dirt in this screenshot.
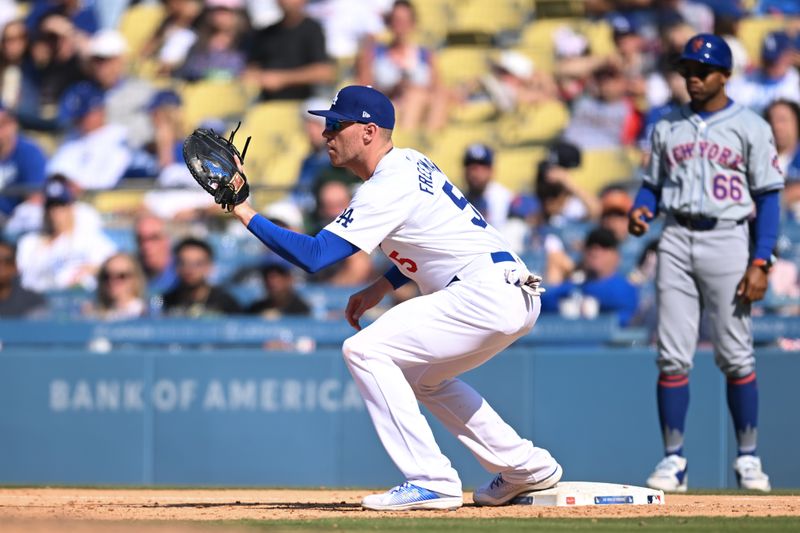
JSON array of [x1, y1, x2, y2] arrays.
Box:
[[0, 488, 798, 523]]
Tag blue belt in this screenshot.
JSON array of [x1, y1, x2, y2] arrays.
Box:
[[448, 251, 516, 286], [490, 251, 515, 264]]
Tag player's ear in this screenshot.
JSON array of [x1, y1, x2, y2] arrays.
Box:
[[362, 122, 379, 143]]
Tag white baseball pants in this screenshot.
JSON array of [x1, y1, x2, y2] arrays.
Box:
[[342, 261, 559, 496]]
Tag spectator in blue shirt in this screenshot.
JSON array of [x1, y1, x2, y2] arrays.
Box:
[[0, 105, 47, 217], [541, 227, 639, 326], [25, 0, 100, 37]]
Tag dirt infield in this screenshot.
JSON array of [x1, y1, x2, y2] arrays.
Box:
[[0, 488, 799, 524]]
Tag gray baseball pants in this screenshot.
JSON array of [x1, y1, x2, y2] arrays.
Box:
[[656, 216, 755, 378]]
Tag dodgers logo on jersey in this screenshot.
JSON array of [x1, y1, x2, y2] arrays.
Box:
[[336, 207, 354, 228]]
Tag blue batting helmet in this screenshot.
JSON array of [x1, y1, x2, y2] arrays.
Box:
[[680, 33, 732, 71]]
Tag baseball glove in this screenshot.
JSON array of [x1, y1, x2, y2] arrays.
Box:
[[183, 123, 252, 212]]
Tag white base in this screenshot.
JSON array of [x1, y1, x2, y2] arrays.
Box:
[[510, 482, 665, 507]]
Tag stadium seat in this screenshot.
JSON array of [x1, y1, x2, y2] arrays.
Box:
[[437, 46, 494, 87], [239, 100, 304, 140], [737, 16, 787, 68], [569, 149, 635, 195], [520, 17, 579, 50], [413, 0, 452, 47], [583, 19, 615, 58], [532, 0, 586, 18], [447, 0, 524, 38], [518, 17, 610, 73], [260, 134, 308, 189], [119, 3, 166, 57], [179, 80, 251, 134], [494, 146, 548, 192], [496, 99, 569, 145], [426, 122, 497, 181], [234, 100, 305, 186], [449, 100, 498, 124], [91, 190, 147, 214]]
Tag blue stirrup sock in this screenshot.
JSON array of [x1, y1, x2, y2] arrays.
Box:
[[657, 373, 689, 457], [727, 372, 759, 456]]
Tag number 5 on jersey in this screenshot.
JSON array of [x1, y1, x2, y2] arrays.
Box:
[[389, 250, 418, 273], [443, 181, 487, 228]]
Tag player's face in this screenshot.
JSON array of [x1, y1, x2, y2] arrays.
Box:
[[44, 202, 74, 235], [322, 119, 366, 167], [465, 163, 492, 192], [678, 61, 728, 103], [176, 247, 211, 288], [584, 245, 619, 279]]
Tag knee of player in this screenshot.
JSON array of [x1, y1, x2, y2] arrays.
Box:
[[722, 365, 756, 381], [410, 380, 442, 398], [342, 335, 368, 365]]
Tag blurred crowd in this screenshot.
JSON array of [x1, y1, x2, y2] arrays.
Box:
[[0, 0, 799, 332]]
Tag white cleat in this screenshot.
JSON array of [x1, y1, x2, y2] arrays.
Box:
[[734, 455, 771, 492], [646, 454, 688, 493], [473, 464, 563, 506], [361, 482, 463, 511]]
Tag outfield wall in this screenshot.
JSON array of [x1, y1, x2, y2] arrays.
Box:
[[1, 343, 798, 489]]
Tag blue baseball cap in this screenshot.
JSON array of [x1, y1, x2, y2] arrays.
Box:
[[762, 31, 793, 64], [463, 143, 494, 166], [308, 85, 395, 130], [680, 33, 733, 72], [610, 13, 637, 38], [59, 82, 105, 124], [147, 89, 182, 112], [43, 176, 75, 206]]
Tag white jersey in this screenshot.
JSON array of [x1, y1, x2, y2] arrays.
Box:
[[17, 228, 116, 292], [324, 148, 515, 295]]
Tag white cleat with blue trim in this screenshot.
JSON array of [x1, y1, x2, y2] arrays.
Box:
[[361, 482, 463, 511], [473, 464, 564, 506], [646, 454, 688, 493]]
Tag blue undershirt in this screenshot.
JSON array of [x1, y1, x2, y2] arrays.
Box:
[[247, 214, 359, 273], [246, 213, 412, 287], [752, 190, 780, 261]]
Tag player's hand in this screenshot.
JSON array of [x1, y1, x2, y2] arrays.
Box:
[[345, 278, 392, 331], [736, 265, 769, 303], [230, 155, 257, 224], [628, 206, 653, 237]]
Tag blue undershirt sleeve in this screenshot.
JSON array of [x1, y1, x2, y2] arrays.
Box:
[[752, 190, 780, 262], [383, 266, 410, 289], [246, 214, 360, 273], [632, 182, 660, 219]]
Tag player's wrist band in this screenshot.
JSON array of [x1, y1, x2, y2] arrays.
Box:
[[750, 258, 771, 273]]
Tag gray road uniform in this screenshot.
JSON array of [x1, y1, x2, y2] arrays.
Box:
[[643, 102, 784, 378]]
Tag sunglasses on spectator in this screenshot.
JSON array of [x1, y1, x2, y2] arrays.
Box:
[[677, 63, 722, 80], [101, 270, 132, 281]]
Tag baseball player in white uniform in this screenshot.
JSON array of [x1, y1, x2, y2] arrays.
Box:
[[230, 85, 562, 510], [629, 35, 783, 493]]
